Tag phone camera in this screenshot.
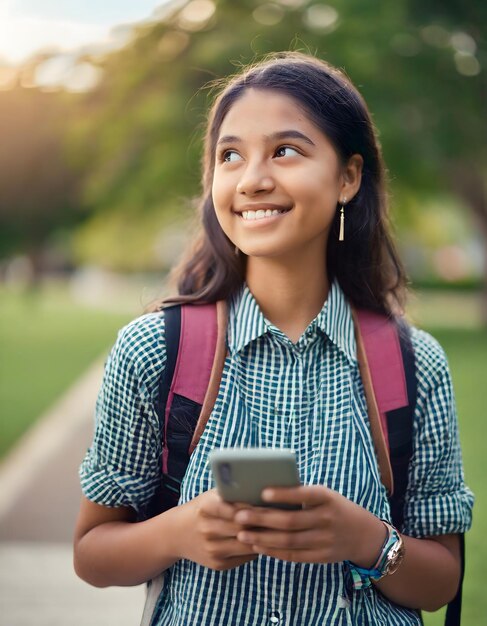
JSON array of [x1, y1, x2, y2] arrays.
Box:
[[218, 463, 233, 485]]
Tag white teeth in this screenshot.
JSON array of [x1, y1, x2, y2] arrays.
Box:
[[240, 208, 288, 221]]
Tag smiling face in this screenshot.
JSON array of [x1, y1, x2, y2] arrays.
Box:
[[211, 88, 357, 265]]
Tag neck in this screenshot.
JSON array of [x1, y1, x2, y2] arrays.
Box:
[[245, 248, 329, 342]]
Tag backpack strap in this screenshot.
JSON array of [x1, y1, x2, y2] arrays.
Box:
[[386, 317, 417, 529], [141, 302, 226, 626], [445, 533, 465, 626], [352, 308, 409, 496], [352, 309, 417, 524], [157, 300, 227, 510], [189, 301, 228, 454]]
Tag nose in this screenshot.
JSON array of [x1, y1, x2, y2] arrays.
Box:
[[236, 161, 275, 195]]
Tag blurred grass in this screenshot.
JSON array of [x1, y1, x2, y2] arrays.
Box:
[[0, 283, 485, 623], [0, 283, 131, 458], [408, 289, 483, 330]]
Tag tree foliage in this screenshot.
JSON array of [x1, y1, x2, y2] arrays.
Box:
[[68, 0, 486, 271], [0, 0, 485, 283], [0, 83, 79, 266]]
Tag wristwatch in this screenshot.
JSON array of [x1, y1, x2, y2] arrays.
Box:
[[345, 520, 405, 590], [372, 521, 405, 579]]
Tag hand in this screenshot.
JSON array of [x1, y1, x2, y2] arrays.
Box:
[[233, 485, 386, 566], [173, 489, 258, 571]]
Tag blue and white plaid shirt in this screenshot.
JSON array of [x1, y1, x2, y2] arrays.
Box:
[[80, 280, 473, 626]]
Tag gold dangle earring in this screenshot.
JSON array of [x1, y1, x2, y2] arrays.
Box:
[[339, 197, 346, 242]]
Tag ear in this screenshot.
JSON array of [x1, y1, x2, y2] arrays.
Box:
[[339, 154, 363, 202]]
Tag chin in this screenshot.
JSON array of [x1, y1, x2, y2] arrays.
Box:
[[241, 246, 293, 259]]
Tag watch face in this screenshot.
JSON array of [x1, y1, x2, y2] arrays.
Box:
[[386, 541, 406, 576]]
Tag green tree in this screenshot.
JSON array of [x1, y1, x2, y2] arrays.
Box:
[[70, 1, 486, 308], [2, 1, 485, 318], [402, 0, 487, 310], [0, 70, 79, 277]]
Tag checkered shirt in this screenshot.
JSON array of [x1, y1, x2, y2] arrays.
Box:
[[80, 280, 473, 626]]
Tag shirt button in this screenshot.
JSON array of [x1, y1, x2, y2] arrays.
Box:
[[268, 610, 281, 624]]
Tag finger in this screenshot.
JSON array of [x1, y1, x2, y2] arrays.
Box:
[[210, 537, 259, 559], [237, 528, 324, 551], [234, 507, 318, 531], [200, 494, 242, 521], [261, 485, 330, 507], [201, 518, 248, 540]]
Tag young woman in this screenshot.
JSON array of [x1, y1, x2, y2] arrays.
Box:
[[74, 52, 473, 625]]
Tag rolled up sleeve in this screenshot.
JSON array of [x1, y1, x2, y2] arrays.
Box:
[[79, 313, 166, 514], [402, 329, 474, 538]]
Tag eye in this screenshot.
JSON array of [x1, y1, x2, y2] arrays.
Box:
[[275, 146, 300, 158], [222, 150, 243, 163]]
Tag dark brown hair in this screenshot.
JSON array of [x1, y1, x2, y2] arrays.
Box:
[[152, 51, 408, 315]]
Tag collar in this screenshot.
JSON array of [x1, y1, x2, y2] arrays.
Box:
[[227, 279, 357, 364], [228, 284, 268, 355], [315, 279, 357, 364]]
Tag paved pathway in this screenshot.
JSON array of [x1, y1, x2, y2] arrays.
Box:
[[0, 360, 146, 625]]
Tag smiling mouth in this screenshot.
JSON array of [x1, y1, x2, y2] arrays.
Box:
[[238, 208, 292, 221]]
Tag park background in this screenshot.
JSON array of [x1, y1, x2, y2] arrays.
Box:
[[0, 0, 485, 624]]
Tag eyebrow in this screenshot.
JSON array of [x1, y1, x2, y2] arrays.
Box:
[[216, 130, 316, 147]]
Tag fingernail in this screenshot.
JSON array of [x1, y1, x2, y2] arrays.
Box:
[[235, 511, 250, 523], [238, 531, 251, 543], [262, 489, 274, 500]]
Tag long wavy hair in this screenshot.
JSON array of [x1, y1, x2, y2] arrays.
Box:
[[151, 51, 408, 316]]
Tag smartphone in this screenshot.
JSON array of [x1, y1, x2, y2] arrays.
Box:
[[209, 448, 301, 510]]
